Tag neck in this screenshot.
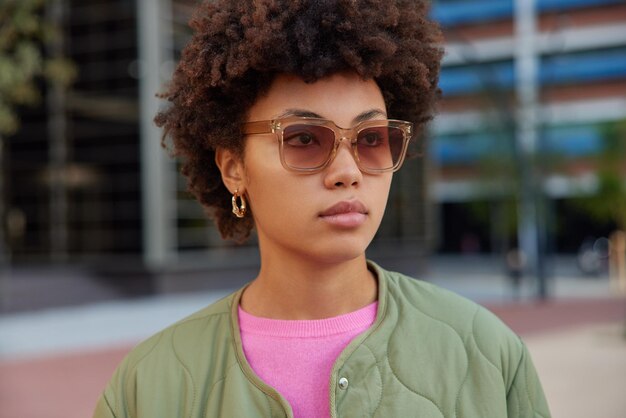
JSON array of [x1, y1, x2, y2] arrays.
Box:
[[240, 249, 377, 320]]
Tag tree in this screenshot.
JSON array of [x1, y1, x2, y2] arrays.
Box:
[[572, 119, 626, 294], [573, 120, 626, 232], [0, 0, 75, 302], [0, 0, 76, 134]]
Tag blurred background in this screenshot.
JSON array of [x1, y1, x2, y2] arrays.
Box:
[[0, 0, 625, 417]]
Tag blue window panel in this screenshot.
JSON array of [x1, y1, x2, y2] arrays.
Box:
[[432, 0, 513, 27], [538, 0, 624, 13], [432, 0, 623, 27], [541, 126, 602, 156], [440, 62, 514, 96], [433, 125, 603, 164], [541, 50, 626, 85], [440, 49, 626, 96], [433, 134, 501, 164]]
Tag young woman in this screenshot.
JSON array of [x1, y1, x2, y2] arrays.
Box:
[[94, 1, 551, 417]]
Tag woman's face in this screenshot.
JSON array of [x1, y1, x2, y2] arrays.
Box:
[[236, 72, 393, 264]]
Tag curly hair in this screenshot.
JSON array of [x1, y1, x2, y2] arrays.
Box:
[[155, 0, 443, 243]]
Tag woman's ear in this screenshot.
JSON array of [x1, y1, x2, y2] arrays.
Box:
[[215, 148, 246, 194]]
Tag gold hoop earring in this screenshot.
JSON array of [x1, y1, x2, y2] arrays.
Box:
[[231, 189, 247, 218]]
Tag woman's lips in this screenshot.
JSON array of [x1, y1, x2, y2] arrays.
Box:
[[319, 200, 368, 227]]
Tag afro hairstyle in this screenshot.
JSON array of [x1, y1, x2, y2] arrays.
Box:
[[155, 0, 444, 243]]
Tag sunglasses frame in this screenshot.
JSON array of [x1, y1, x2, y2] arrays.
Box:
[[242, 117, 414, 174]]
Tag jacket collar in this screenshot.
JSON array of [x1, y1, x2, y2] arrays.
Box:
[[225, 260, 389, 413]]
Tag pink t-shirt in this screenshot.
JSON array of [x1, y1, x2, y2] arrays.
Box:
[[238, 302, 378, 418]]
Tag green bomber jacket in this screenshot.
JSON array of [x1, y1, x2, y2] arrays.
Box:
[[93, 261, 551, 418]]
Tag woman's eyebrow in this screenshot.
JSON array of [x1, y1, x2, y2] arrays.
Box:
[[353, 108, 387, 123], [276, 109, 322, 119], [276, 108, 387, 122]]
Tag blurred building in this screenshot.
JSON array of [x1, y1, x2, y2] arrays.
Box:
[[3, 0, 428, 271], [432, 0, 626, 254], [2, 0, 625, 271], [6, 1, 142, 266]]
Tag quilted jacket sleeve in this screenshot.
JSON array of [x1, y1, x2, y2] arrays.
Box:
[[93, 393, 118, 418], [506, 342, 551, 418]]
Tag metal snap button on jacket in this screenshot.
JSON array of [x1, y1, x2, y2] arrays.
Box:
[[338, 377, 349, 390]]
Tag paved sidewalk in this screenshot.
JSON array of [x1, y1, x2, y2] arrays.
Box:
[[0, 255, 624, 418], [1, 297, 624, 418], [525, 321, 626, 418]]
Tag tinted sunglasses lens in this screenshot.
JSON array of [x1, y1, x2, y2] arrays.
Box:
[[282, 124, 335, 169], [356, 126, 405, 170]]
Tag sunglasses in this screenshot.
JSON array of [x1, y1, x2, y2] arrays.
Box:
[[242, 117, 414, 174]]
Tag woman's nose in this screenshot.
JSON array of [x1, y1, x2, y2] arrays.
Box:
[[323, 141, 363, 188]]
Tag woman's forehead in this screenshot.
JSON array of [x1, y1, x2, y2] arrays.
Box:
[[246, 72, 386, 124]]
